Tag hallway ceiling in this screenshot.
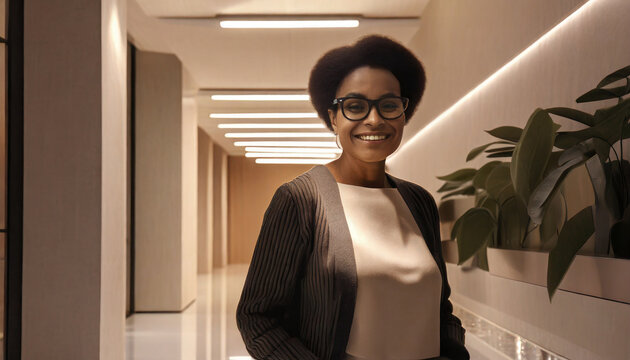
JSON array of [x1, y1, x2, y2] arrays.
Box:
[[128, 0, 429, 155]]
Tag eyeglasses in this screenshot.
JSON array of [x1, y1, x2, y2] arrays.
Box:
[[331, 96, 409, 121]]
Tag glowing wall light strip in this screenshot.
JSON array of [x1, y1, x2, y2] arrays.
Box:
[[245, 146, 342, 153], [210, 112, 318, 119], [234, 141, 337, 147], [220, 20, 359, 29], [391, 0, 598, 162], [211, 94, 310, 101], [218, 123, 325, 129], [225, 132, 334, 138], [255, 158, 334, 165], [246, 152, 337, 158]]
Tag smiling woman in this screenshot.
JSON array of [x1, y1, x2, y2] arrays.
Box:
[[236, 35, 469, 360]]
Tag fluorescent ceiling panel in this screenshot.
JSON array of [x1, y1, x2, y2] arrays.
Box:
[[225, 132, 334, 138], [211, 94, 310, 101], [220, 20, 359, 29], [218, 123, 325, 129], [210, 112, 318, 119], [234, 141, 337, 147]]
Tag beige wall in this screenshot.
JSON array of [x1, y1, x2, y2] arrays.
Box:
[[212, 144, 229, 268], [181, 97, 198, 307], [22, 0, 126, 358], [197, 128, 214, 273], [227, 157, 312, 264], [388, 0, 630, 358], [134, 50, 196, 311]]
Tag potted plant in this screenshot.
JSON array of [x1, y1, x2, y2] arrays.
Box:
[[438, 64, 630, 300]]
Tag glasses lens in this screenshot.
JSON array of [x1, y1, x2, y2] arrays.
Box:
[[378, 97, 405, 119], [341, 98, 369, 120]]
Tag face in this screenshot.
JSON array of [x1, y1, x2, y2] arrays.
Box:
[[328, 66, 405, 164]]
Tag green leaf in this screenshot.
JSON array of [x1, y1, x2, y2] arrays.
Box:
[[547, 206, 594, 300], [596, 65, 630, 88], [511, 109, 559, 206], [546, 107, 595, 126], [441, 185, 476, 200], [528, 139, 597, 224], [437, 181, 466, 193], [486, 126, 523, 142], [437, 168, 477, 182], [485, 163, 512, 199], [540, 189, 566, 250], [456, 208, 496, 264], [476, 247, 489, 271], [498, 196, 529, 249], [466, 141, 514, 162], [485, 146, 515, 154], [576, 86, 628, 103], [486, 151, 514, 158], [472, 161, 503, 189]]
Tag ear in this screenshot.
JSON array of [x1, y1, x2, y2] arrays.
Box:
[[328, 108, 338, 133]]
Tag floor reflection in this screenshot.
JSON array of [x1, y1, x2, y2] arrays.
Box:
[[125, 264, 563, 360]]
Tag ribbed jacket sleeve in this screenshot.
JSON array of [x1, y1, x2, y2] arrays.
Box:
[[424, 190, 469, 360], [236, 184, 319, 360]]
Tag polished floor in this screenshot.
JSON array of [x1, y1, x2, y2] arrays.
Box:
[[125, 265, 564, 360]]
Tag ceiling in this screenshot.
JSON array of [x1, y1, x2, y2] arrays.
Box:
[[128, 0, 430, 155]]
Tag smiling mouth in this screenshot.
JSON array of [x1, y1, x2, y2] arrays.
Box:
[[354, 134, 391, 141]]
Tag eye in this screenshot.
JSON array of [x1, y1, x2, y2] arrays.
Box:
[[344, 100, 367, 113], [379, 100, 402, 112]]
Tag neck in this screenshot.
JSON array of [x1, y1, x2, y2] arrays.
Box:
[[325, 155, 391, 188]]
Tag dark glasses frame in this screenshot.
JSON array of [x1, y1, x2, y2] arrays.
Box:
[[331, 95, 409, 121]]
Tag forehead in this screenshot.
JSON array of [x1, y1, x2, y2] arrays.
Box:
[[336, 66, 401, 97]]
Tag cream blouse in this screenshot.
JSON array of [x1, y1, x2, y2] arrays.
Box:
[[337, 182, 442, 360]]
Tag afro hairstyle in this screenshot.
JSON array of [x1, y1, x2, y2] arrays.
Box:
[[308, 35, 426, 131]]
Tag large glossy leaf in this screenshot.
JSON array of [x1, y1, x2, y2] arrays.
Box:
[[586, 157, 615, 255], [511, 108, 559, 206], [528, 139, 596, 224], [597, 65, 630, 88], [485, 163, 512, 200], [485, 146, 515, 154], [441, 185, 476, 200], [472, 161, 503, 189], [576, 85, 628, 103], [547, 206, 594, 300], [546, 107, 595, 126], [486, 126, 523, 142], [455, 207, 496, 264], [540, 188, 566, 251], [466, 141, 514, 162], [498, 196, 529, 249], [486, 151, 514, 158], [476, 247, 489, 271], [604, 160, 630, 219], [477, 195, 499, 220], [437, 168, 477, 182]]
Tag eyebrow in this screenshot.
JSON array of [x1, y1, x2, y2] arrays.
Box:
[[342, 92, 399, 99]]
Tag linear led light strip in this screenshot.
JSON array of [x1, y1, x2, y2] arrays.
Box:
[[246, 152, 337, 158], [255, 158, 334, 165], [391, 0, 599, 162], [211, 94, 310, 101], [225, 132, 334, 138], [210, 112, 318, 119], [218, 123, 325, 129], [220, 20, 359, 29], [235, 141, 337, 147], [245, 146, 341, 153]]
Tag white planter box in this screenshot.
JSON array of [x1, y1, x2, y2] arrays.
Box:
[[486, 247, 630, 304]]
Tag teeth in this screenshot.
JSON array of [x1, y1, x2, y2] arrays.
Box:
[[358, 135, 387, 141]]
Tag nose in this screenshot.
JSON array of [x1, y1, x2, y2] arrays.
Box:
[[364, 105, 386, 127]]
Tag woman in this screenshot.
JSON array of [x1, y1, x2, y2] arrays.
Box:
[[236, 35, 469, 360]]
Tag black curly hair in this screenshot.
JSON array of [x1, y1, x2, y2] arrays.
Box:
[[308, 35, 426, 131]]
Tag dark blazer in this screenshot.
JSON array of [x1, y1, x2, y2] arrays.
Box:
[[236, 165, 469, 360]]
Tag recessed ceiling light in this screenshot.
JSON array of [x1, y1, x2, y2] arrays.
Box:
[[218, 123, 325, 129], [245, 147, 341, 153], [210, 112, 318, 119], [255, 158, 334, 165], [246, 152, 337, 158], [211, 94, 310, 101], [225, 132, 334, 138], [234, 141, 337, 147], [220, 20, 359, 29]]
